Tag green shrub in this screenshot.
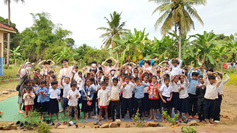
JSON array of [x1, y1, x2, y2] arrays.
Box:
[[181, 126, 197, 133], [162, 110, 178, 125], [134, 110, 142, 127]]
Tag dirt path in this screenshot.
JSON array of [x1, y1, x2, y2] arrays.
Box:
[[0, 85, 237, 132]]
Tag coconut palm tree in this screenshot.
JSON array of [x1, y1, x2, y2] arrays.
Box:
[[4, 0, 24, 66], [149, 0, 206, 59], [97, 11, 129, 62]]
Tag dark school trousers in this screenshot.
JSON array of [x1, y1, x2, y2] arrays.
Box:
[[134, 98, 143, 118], [110, 101, 120, 121], [121, 97, 133, 119], [197, 98, 205, 121], [214, 95, 222, 121], [188, 94, 198, 116], [204, 99, 216, 119]]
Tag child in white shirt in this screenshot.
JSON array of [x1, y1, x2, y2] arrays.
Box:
[[62, 77, 71, 117], [168, 58, 182, 76], [121, 76, 135, 120], [203, 72, 221, 124], [97, 81, 110, 122], [178, 75, 189, 123], [23, 86, 35, 118], [67, 81, 81, 122], [159, 77, 173, 122], [48, 80, 61, 122]]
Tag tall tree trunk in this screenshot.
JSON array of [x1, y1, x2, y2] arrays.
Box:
[[116, 51, 119, 68], [7, 0, 11, 67], [15, 59, 16, 66], [178, 25, 182, 59]]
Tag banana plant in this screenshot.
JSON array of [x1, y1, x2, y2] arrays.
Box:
[[9, 46, 23, 65]]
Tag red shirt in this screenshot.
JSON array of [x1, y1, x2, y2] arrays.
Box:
[[147, 83, 160, 100]]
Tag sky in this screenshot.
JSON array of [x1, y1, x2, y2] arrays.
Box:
[[0, 0, 237, 49]]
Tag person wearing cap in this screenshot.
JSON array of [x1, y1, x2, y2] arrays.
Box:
[[17, 62, 32, 113], [168, 58, 183, 77]]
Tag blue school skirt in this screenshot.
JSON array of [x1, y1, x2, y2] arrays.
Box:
[[180, 98, 189, 113], [171, 92, 180, 109]]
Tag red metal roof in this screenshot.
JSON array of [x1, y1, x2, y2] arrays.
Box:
[[0, 22, 17, 32]]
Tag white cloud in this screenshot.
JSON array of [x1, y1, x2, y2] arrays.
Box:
[[0, 0, 236, 49]]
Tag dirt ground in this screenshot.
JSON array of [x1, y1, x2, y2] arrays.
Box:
[[0, 84, 237, 132]]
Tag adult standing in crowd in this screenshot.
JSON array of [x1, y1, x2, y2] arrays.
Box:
[[17, 62, 32, 113], [58, 58, 76, 112]]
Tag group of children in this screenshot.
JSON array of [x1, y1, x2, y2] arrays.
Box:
[[18, 57, 230, 124]]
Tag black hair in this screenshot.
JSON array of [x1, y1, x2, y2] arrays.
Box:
[[133, 68, 139, 73], [44, 61, 50, 65], [164, 77, 170, 82], [61, 59, 68, 64], [143, 74, 149, 78], [104, 77, 109, 81], [112, 78, 118, 82], [192, 72, 199, 77], [208, 74, 216, 80], [31, 79, 37, 83], [172, 60, 179, 64], [51, 80, 58, 85], [164, 74, 170, 78], [26, 86, 33, 91], [144, 60, 151, 65], [70, 81, 77, 87], [39, 80, 46, 85], [91, 61, 97, 64], [24, 79, 30, 85], [89, 77, 95, 82], [51, 75, 56, 79], [107, 59, 112, 63], [125, 75, 131, 80], [134, 77, 140, 82], [157, 70, 160, 73], [75, 66, 79, 69], [35, 68, 40, 71], [64, 77, 70, 80], [78, 71, 82, 74], [207, 68, 214, 72], [198, 75, 203, 78], [48, 70, 54, 74], [152, 75, 157, 79], [101, 81, 107, 85]]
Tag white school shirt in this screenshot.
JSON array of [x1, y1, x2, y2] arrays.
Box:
[[142, 81, 150, 93], [121, 82, 135, 99], [67, 90, 81, 106], [168, 59, 182, 76], [160, 84, 173, 97], [62, 82, 71, 98], [179, 80, 189, 99], [171, 81, 181, 93], [48, 89, 61, 99], [109, 78, 121, 101], [23, 92, 35, 105], [90, 84, 97, 91], [217, 74, 230, 95], [98, 89, 110, 106], [203, 75, 221, 100]]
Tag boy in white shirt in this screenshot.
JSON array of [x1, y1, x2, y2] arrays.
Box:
[[178, 75, 189, 123], [121, 75, 135, 120], [109, 76, 121, 121], [214, 72, 230, 122], [168, 58, 182, 76], [97, 81, 110, 122], [67, 81, 81, 122], [203, 72, 221, 124], [159, 77, 173, 122], [61, 77, 71, 117]]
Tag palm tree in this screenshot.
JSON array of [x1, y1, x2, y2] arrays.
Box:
[[149, 0, 206, 59], [97, 11, 129, 62], [113, 28, 148, 63], [4, 0, 24, 66]]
